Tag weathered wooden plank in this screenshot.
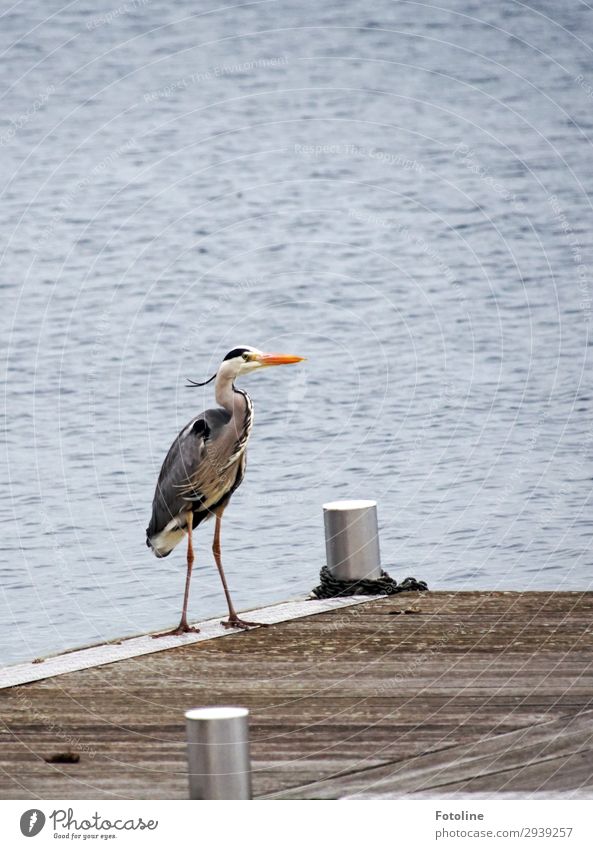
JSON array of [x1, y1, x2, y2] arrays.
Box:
[[288, 711, 593, 799], [0, 592, 592, 800]]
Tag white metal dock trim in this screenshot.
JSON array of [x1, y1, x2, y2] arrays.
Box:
[[0, 596, 374, 689]]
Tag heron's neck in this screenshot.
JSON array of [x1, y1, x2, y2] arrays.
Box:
[[215, 371, 249, 417]]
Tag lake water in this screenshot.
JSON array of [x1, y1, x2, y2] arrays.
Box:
[[2, 1, 592, 665]]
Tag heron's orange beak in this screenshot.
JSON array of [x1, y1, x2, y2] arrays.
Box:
[[256, 352, 305, 367]]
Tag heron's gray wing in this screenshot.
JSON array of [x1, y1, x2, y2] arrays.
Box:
[[146, 407, 231, 540]]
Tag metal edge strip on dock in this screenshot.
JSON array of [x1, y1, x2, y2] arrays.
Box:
[[0, 595, 374, 690]]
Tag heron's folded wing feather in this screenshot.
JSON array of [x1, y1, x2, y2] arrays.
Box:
[[146, 408, 231, 538]]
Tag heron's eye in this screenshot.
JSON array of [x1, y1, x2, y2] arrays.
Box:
[[242, 352, 250, 361]]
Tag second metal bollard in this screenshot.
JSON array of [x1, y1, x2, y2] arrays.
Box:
[[185, 706, 252, 800]]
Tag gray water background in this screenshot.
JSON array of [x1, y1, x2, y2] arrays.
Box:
[[1, 0, 592, 665]]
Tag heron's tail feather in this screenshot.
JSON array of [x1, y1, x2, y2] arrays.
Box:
[[145, 535, 173, 558], [146, 517, 187, 558]]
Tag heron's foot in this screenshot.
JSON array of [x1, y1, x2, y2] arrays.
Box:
[[152, 622, 200, 638], [221, 616, 268, 630]]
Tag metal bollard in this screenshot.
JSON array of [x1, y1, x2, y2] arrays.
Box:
[[185, 706, 252, 800], [323, 499, 382, 581]]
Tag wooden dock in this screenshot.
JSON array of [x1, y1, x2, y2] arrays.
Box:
[[1, 591, 592, 799]]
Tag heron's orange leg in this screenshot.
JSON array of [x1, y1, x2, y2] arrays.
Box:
[[153, 512, 200, 637], [213, 509, 268, 630]]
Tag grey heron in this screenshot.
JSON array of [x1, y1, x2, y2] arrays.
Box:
[[147, 345, 305, 636]]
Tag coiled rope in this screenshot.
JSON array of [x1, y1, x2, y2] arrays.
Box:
[[310, 565, 428, 599]]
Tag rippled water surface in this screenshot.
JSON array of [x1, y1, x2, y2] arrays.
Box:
[[2, 1, 593, 664]]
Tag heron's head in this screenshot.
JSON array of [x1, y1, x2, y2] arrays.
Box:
[[187, 346, 304, 387]]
